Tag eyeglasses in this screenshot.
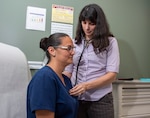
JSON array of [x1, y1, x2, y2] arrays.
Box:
[[53, 45, 76, 52]]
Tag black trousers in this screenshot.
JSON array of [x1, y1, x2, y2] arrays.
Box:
[[77, 92, 114, 118]]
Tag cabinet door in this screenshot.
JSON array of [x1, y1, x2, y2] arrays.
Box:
[[113, 82, 150, 118], [121, 87, 150, 116]]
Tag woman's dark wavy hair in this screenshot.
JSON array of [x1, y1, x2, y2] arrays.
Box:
[[75, 4, 114, 53], [40, 33, 69, 63]]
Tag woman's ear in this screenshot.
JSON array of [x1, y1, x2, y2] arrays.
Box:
[[47, 46, 56, 57]]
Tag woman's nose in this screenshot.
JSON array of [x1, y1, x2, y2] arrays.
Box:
[[85, 24, 89, 29], [71, 49, 75, 55]]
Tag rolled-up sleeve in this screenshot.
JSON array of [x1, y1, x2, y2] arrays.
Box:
[[106, 37, 120, 73]]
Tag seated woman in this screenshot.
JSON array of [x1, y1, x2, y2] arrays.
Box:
[[27, 33, 78, 118]]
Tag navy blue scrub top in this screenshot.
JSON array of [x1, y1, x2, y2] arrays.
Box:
[[27, 66, 78, 118]]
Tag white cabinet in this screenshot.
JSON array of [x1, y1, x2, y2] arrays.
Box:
[[112, 80, 150, 118]]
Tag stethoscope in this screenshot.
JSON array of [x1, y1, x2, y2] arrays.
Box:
[[74, 39, 92, 86]]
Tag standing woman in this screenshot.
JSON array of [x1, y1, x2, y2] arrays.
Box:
[[64, 4, 120, 118], [27, 33, 78, 118]]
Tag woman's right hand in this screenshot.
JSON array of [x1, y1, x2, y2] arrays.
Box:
[[69, 82, 87, 96]]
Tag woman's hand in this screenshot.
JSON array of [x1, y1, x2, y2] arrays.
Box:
[[69, 82, 87, 96]]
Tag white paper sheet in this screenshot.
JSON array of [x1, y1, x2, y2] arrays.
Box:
[[26, 6, 46, 31], [51, 22, 73, 38]]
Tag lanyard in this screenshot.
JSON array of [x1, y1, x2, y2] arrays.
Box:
[[74, 40, 92, 86]]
